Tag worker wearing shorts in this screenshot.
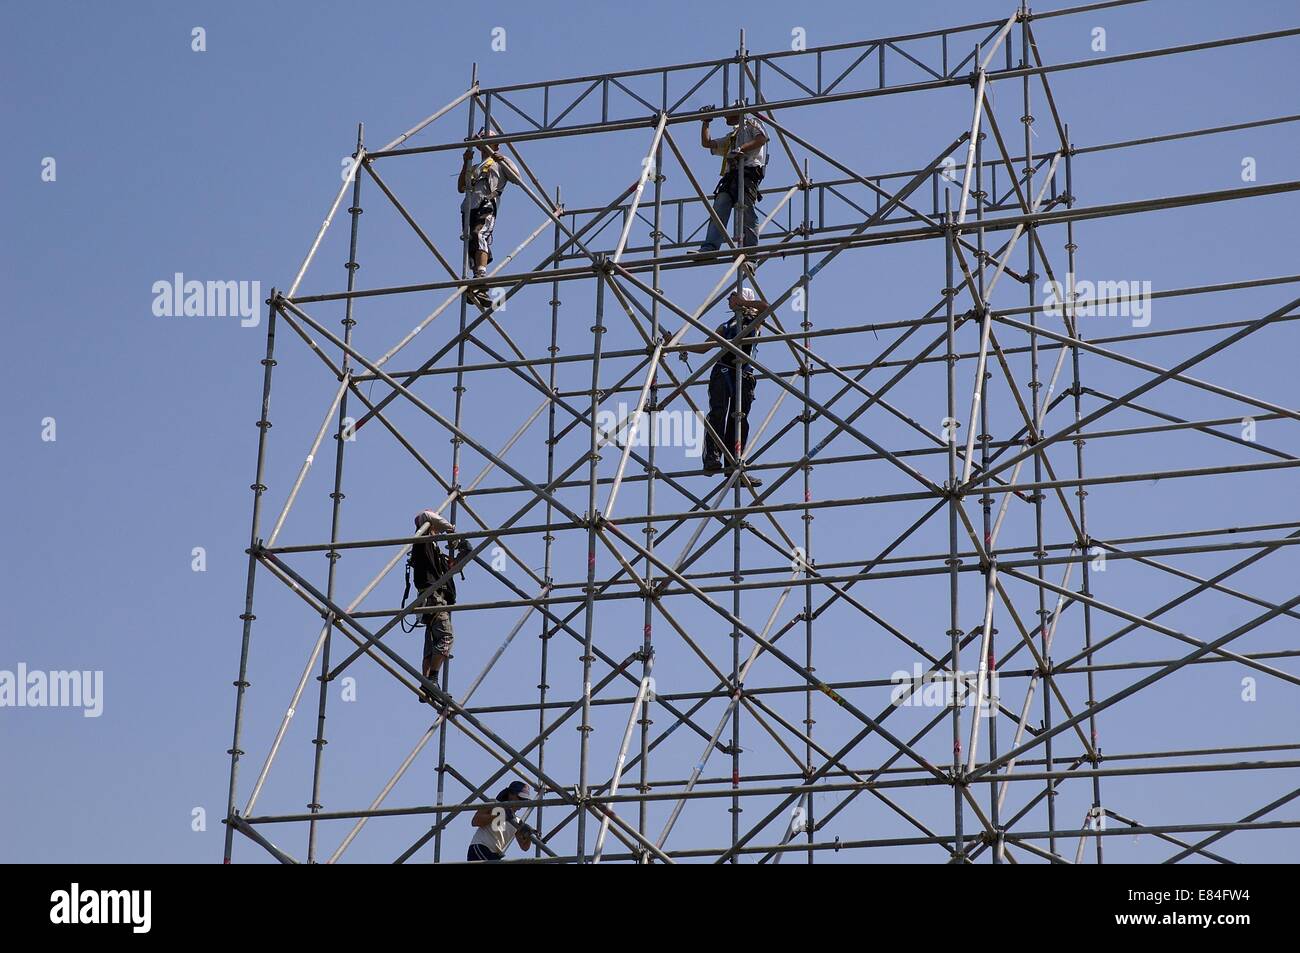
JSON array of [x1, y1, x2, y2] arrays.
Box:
[[421, 591, 455, 676], [407, 510, 470, 685], [458, 131, 516, 306]]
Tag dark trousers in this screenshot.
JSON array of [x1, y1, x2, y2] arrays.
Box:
[[705, 370, 755, 464]]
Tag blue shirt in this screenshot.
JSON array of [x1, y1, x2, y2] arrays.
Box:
[[712, 313, 760, 384]]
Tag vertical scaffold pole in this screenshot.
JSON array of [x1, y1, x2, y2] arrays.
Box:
[[1021, 4, 1056, 861], [944, 199, 965, 861], [536, 186, 563, 856], [638, 105, 667, 852], [223, 291, 279, 863], [577, 256, 607, 862], [726, 29, 749, 862], [1064, 126, 1105, 863], [307, 122, 365, 862], [800, 157, 816, 864], [973, 85, 1001, 848], [436, 69, 478, 863]]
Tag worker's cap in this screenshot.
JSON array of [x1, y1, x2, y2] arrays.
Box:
[[730, 287, 758, 303], [725, 99, 749, 120], [497, 780, 532, 802], [414, 509, 455, 534]]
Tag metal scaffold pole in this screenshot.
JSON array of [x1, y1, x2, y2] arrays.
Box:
[[307, 122, 366, 862], [224, 292, 279, 863]]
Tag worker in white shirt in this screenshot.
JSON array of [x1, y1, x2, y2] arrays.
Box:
[[695, 101, 769, 253], [457, 129, 521, 307], [467, 780, 535, 861]]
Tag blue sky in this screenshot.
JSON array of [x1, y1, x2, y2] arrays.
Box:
[[3, 0, 1297, 863]]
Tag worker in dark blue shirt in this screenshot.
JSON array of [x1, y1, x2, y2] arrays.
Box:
[[682, 287, 766, 482]]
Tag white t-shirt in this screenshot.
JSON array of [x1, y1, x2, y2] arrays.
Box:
[[468, 158, 508, 211], [709, 117, 768, 170], [470, 808, 518, 856]]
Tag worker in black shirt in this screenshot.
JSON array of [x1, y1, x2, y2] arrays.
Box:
[[404, 510, 472, 685], [681, 287, 766, 482]]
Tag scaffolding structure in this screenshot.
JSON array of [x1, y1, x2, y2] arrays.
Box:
[[222, 0, 1300, 863]]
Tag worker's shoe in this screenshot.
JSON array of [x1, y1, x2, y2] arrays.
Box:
[[702, 456, 722, 476], [733, 468, 763, 487], [417, 685, 446, 710], [465, 284, 491, 309]]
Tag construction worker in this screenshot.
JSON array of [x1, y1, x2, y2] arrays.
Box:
[[457, 129, 520, 307], [695, 102, 769, 254], [404, 510, 472, 691], [681, 287, 766, 481], [468, 780, 535, 861]]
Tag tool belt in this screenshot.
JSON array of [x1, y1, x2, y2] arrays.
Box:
[[715, 161, 765, 202]]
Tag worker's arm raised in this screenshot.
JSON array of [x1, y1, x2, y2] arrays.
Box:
[[698, 104, 716, 148], [451, 538, 472, 573], [457, 148, 474, 194]]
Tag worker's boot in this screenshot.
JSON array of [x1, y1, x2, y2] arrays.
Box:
[[702, 455, 722, 476]]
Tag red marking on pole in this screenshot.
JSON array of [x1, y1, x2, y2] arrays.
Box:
[[588, 551, 596, 568], [988, 651, 995, 671], [954, 739, 962, 756], [643, 624, 652, 638], [732, 770, 740, 787], [804, 490, 811, 503]]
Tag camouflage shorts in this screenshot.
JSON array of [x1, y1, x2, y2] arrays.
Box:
[[423, 610, 455, 664], [468, 206, 495, 262]]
